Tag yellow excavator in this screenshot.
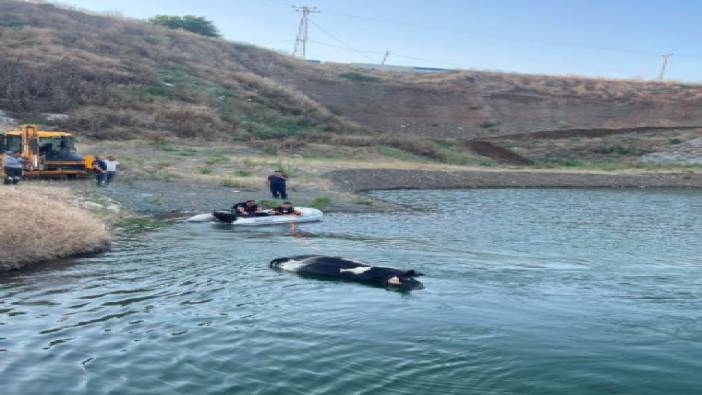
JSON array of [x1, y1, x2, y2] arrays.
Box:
[[1, 125, 94, 178]]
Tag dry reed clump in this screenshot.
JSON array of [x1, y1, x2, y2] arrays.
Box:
[[0, 185, 111, 271]]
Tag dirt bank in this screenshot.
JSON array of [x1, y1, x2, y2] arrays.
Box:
[[0, 185, 111, 271], [328, 168, 702, 192]]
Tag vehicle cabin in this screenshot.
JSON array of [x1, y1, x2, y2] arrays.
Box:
[[1, 126, 93, 177]]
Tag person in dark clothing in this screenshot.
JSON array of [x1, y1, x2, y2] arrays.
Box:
[[92, 156, 107, 187], [271, 201, 301, 216], [232, 199, 268, 217], [3, 152, 24, 185], [267, 170, 288, 199]]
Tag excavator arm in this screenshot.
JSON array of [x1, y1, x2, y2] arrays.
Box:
[[20, 125, 40, 170]]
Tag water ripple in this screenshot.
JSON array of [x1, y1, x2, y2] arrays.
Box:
[[2, 189, 702, 394]]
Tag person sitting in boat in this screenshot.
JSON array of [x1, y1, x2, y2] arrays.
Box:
[[232, 199, 268, 217], [271, 201, 301, 216]]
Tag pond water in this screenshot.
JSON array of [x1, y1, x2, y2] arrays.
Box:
[[2, 189, 702, 394]]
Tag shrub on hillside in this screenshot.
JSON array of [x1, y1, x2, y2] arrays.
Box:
[[339, 71, 381, 83], [0, 185, 111, 270], [148, 15, 221, 37]]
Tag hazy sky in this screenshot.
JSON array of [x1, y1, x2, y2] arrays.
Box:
[[60, 0, 702, 81]]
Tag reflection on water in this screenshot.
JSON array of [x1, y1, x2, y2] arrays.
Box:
[[2, 189, 702, 394]]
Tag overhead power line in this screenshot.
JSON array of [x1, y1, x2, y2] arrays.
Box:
[[261, 0, 702, 79], [308, 20, 376, 62], [308, 39, 475, 69], [264, 0, 702, 60]]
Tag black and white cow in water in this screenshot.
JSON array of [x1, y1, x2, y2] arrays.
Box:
[[270, 255, 424, 290]]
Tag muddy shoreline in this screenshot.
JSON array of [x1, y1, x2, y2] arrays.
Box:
[[328, 168, 702, 192], [83, 168, 702, 217]]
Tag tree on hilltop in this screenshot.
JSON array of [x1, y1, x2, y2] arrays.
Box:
[[148, 15, 221, 37]]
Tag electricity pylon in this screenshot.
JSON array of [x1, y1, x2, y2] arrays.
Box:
[[381, 50, 391, 65], [658, 53, 673, 81], [293, 5, 319, 59]]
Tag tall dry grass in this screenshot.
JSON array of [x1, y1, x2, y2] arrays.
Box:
[[0, 185, 111, 270]]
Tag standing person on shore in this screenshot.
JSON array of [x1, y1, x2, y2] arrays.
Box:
[[3, 152, 24, 185], [267, 170, 289, 199], [92, 155, 107, 187], [104, 155, 119, 186]]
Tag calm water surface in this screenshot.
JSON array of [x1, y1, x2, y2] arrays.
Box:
[[2, 189, 702, 394]]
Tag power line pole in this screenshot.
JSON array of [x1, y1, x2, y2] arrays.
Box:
[[658, 53, 673, 81], [292, 5, 319, 59], [381, 50, 391, 65]]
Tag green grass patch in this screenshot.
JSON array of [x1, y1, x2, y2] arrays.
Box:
[[153, 171, 178, 182], [241, 118, 306, 139], [353, 196, 375, 206], [116, 217, 170, 235], [480, 120, 499, 129], [538, 158, 587, 167], [235, 169, 253, 177], [155, 143, 180, 152], [432, 144, 485, 166], [220, 178, 242, 188], [592, 145, 634, 156], [198, 167, 212, 175], [258, 199, 279, 209], [310, 196, 331, 210], [0, 16, 27, 28], [375, 145, 427, 162], [225, 99, 326, 139], [534, 158, 702, 171], [157, 64, 195, 85], [339, 71, 381, 83], [145, 195, 162, 205], [176, 148, 198, 157], [272, 160, 299, 177], [153, 143, 199, 157], [206, 155, 229, 165]]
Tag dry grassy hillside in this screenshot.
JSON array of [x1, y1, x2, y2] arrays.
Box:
[[1, 0, 701, 166], [0, 0, 350, 141]]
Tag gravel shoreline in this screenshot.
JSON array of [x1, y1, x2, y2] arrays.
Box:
[[328, 168, 702, 192]]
